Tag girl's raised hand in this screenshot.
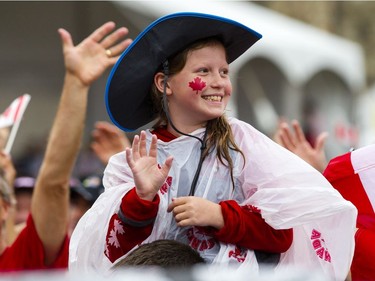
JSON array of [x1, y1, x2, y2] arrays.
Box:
[[167, 196, 224, 229], [126, 131, 173, 201]]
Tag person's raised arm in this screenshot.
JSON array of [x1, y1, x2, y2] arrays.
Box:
[[30, 22, 132, 265]]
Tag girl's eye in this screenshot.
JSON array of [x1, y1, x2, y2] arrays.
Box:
[[220, 69, 229, 75], [197, 68, 208, 73]]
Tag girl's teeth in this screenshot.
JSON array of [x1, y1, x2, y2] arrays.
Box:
[[203, 96, 221, 102]]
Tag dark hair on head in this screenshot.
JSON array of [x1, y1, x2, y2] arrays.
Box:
[[150, 37, 245, 189], [113, 239, 205, 269]]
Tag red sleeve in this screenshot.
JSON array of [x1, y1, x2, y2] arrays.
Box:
[[0, 214, 69, 272], [212, 200, 293, 253], [104, 187, 159, 263], [351, 228, 375, 281]]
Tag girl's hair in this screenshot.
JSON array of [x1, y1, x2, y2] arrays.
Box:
[[151, 38, 245, 188]]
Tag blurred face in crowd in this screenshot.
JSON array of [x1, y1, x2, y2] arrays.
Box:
[[14, 190, 33, 225], [0, 177, 10, 233], [0, 197, 8, 228], [68, 196, 91, 236]]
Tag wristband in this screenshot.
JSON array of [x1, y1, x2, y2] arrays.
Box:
[[118, 207, 156, 228]]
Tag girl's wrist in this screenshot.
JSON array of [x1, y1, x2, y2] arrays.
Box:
[[135, 189, 157, 201]]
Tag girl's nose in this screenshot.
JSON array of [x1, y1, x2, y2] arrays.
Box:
[[210, 73, 226, 88]]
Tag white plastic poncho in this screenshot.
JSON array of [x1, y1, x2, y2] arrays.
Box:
[[69, 118, 356, 280]]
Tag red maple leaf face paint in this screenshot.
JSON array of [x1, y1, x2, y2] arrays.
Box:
[[188, 77, 206, 94]]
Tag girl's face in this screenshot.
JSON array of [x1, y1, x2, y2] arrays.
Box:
[[165, 43, 232, 131]]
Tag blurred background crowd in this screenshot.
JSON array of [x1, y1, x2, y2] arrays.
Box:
[[1, 1, 375, 168], [1, 1, 375, 279]]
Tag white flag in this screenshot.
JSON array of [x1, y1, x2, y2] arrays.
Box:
[[0, 94, 31, 153], [0, 94, 31, 129]]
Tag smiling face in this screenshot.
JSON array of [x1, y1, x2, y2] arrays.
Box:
[[154, 40, 232, 134]]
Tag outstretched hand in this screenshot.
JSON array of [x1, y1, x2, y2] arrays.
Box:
[[91, 121, 131, 165], [126, 131, 173, 201], [0, 150, 16, 189], [273, 119, 328, 173], [58, 21, 132, 86]]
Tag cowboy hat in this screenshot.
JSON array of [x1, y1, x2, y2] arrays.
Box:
[[106, 12, 262, 131]]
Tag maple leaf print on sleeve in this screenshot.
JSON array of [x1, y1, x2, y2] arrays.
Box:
[[114, 219, 125, 235], [189, 77, 206, 94], [108, 229, 120, 248]]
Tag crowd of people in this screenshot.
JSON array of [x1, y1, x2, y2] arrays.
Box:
[[0, 11, 373, 281]]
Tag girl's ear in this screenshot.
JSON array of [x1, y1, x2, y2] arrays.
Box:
[[154, 72, 172, 95]]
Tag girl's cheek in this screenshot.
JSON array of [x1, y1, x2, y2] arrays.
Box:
[[188, 77, 206, 94]]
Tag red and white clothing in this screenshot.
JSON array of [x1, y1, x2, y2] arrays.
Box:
[[104, 187, 293, 263], [70, 117, 356, 280], [323, 144, 375, 281], [0, 214, 69, 272]]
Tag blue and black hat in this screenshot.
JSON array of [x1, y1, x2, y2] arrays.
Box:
[[105, 12, 262, 132]]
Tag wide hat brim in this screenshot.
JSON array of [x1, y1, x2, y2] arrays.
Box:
[[106, 12, 262, 131]]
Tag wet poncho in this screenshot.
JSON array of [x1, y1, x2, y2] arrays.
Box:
[[69, 117, 356, 280]]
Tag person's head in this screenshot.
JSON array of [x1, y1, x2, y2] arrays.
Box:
[[113, 239, 205, 269], [106, 12, 261, 132], [151, 37, 232, 130], [13, 176, 35, 225], [69, 175, 104, 235]]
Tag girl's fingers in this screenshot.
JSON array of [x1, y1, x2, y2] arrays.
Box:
[[131, 134, 140, 160], [161, 156, 173, 176], [167, 197, 182, 212], [139, 131, 147, 157], [148, 135, 158, 158], [125, 147, 135, 169]]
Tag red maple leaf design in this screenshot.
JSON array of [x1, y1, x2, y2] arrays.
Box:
[[188, 77, 206, 94], [160, 176, 172, 195]]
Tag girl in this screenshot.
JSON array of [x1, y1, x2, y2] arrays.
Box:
[[70, 13, 356, 280]]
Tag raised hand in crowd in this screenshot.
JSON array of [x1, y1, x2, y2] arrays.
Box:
[[0, 21, 132, 271], [273, 118, 328, 173], [91, 121, 131, 165], [0, 128, 10, 152], [0, 151, 17, 246], [0, 151, 16, 189]]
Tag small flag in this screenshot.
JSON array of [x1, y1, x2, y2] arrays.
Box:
[[0, 94, 31, 129]]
